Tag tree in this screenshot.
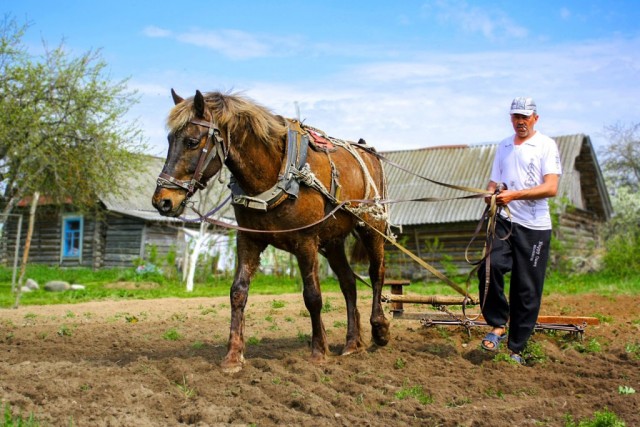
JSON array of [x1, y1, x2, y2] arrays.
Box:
[[599, 122, 640, 193], [182, 170, 234, 292], [0, 16, 147, 216], [598, 122, 640, 276]]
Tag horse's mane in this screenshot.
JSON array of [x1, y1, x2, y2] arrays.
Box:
[[167, 91, 287, 144]]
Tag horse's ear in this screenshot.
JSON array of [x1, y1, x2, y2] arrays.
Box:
[[194, 90, 206, 118], [171, 88, 184, 105]]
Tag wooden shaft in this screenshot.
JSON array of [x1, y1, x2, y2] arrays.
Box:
[[384, 294, 472, 306]]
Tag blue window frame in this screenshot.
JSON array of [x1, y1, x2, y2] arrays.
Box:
[[62, 216, 83, 259]]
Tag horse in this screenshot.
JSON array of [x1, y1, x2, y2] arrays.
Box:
[[152, 89, 391, 373]]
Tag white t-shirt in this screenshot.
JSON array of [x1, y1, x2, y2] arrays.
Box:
[[490, 132, 562, 230]]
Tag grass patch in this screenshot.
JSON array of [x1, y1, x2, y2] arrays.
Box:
[[271, 299, 286, 309], [175, 376, 197, 399], [0, 266, 337, 308], [2, 265, 639, 310], [522, 340, 548, 364], [2, 404, 40, 426], [395, 382, 433, 405], [571, 338, 602, 354], [247, 336, 261, 346], [564, 407, 625, 427], [393, 358, 406, 370], [162, 328, 182, 341], [624, 342, 640, 360]]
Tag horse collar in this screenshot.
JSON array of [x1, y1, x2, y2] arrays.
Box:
[[229, 122, 309, 211]]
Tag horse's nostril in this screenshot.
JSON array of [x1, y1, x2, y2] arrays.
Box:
[[159, 199, 173, 213]]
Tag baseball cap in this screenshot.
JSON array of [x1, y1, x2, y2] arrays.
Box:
[[510, 97, 537, 116]]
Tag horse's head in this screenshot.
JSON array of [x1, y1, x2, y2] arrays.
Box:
[[152, 89, 228, 217]]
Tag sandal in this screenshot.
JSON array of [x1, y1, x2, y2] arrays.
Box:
[[510, 353, 524, 365], [481, 330, 507, 352]]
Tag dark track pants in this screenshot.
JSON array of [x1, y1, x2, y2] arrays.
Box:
[[478, 217, 552, 353]]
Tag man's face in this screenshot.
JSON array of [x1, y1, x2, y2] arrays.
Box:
[[510, 113, 538, 139]]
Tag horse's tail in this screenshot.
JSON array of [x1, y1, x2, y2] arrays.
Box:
[[349, 231, 369, 264]]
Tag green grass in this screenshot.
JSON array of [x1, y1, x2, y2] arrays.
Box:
[[564, 407, 626, 427], [2, 404, 40, 426], [1, 264, 638, 309], [0, 265, 344, 308], [394, 383, 433, 405]]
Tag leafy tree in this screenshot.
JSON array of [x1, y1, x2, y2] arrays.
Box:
[[0, 16, 147, 216], [598, 122, 640, 277], [599, 122, 640, 192], [0, 16, 147, 304]]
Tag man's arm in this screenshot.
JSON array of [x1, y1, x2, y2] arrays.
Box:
[[494, 174, 559, 206]]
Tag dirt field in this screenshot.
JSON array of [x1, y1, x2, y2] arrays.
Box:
[[1, 290, 638, 426]]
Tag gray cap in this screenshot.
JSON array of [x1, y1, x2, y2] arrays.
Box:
[[510, 97, 537, 116]]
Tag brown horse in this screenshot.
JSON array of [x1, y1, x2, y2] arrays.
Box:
[[152, 89, 390, 373]]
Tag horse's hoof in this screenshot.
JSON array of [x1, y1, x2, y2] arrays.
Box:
[[221, 363, 243, 374], [221, 355, 245, 373], [341, 340, 366, 356], [309, 350, 328, 365], [371, 319, 390, 346]]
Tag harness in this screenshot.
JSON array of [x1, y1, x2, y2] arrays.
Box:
[[156, 118, 228, 204], [228, 120, 310, 211]]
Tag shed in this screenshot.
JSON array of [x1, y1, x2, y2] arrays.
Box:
[[381, 134, 612, 279]]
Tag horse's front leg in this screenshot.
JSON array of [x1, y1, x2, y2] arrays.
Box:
[[296, 242, 329, 363], [220, 234, 266, 373]]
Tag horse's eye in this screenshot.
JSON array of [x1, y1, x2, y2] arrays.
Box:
[[184, 137, 200, 149]]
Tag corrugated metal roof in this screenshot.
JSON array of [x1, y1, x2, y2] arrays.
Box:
[[382, 134, 612, 226]]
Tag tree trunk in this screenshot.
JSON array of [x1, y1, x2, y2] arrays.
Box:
[[14, 192, 39, 309], [185, 222, 212, 292]]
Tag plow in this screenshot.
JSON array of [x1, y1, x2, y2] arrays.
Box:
[[382, 279, 599, 338]]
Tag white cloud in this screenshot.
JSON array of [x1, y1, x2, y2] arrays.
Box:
[[141, 27, 305, 60], [424, 0, 528, 41], [176, 29, 272, 59], [142, 26, 172, 38], [134, 34, 640, 157]]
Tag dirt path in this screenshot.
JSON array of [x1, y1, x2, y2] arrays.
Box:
[[1, 292, 639, 426]]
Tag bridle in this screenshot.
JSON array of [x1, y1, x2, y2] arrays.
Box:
[[156, 118, 229, 204]]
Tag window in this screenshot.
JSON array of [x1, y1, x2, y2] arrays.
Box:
[[62, 216, 83, 259]]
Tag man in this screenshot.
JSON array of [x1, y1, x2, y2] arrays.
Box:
[[479, 97, 562, 365]]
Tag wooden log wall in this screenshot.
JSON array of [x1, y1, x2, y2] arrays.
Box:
[[1, 207, 97, 268], [143, 222, 183, 260], [102, 215, 145, 268]]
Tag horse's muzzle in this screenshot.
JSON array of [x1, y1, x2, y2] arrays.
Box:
[[152, 188, 185, 217]]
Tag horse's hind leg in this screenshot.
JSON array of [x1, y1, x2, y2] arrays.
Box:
[[324, 240, 365, 355], [295, 241, 329, 363], [360, 227, 390, 346], [221, 233, 266, 373]]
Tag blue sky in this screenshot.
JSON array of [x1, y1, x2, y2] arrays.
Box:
[[6, 0, 640, 156]]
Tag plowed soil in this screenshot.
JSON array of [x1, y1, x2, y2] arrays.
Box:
[[1, 291, 638, 426]]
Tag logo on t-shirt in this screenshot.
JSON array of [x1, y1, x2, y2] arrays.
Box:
[[525, 158, 537, 218]]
